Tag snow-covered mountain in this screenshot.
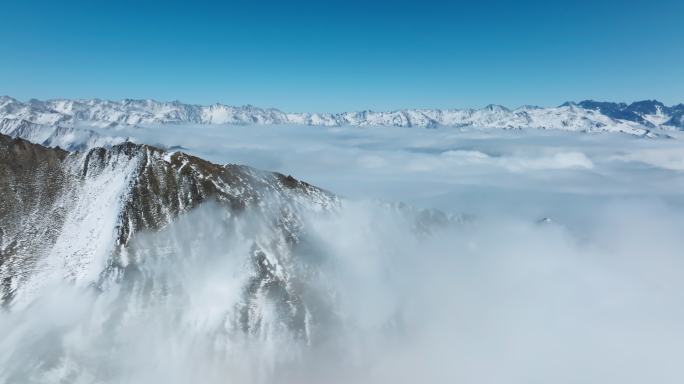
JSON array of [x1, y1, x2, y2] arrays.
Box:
[[2, 96, 682, 140]]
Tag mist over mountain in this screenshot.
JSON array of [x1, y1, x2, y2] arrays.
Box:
[[0, 133, 469, 382]]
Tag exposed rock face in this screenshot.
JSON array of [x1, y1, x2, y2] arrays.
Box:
[[0, 133, 338, 341], [0, 135, 69, 303]]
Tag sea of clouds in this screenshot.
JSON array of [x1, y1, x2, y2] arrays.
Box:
[[2, 124, 684, 383], [122, 123, 684, 222]]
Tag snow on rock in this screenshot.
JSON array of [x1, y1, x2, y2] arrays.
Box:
[[13, 145, 141, 308]]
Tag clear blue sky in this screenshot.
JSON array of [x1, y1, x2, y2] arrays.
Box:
[[1, 0, 683, 112]]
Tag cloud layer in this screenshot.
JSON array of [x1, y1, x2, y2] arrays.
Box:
[[2, 124, 683, 383]]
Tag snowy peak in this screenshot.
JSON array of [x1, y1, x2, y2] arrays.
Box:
[[574, 99, 684, 129], [483, 104, 510, 112], [628, 100, 667, 115]]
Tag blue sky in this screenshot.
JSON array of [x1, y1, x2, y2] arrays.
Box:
[[1, 0, 683, 111]]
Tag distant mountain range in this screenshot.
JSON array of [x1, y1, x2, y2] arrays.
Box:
[[1, 97, 683, 149]]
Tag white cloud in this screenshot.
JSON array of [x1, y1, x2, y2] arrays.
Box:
[[437, 149, 594, 171], [356, 154, 388, 169], [615, 148, 684, 171]]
